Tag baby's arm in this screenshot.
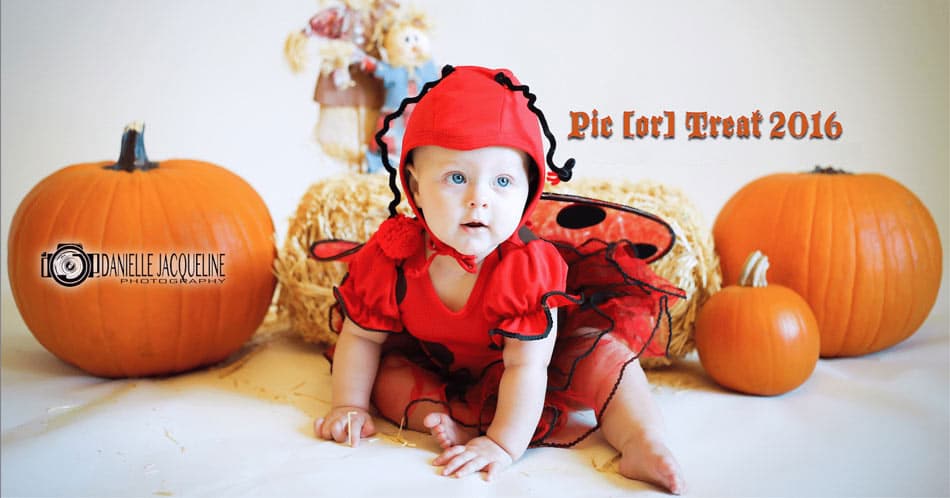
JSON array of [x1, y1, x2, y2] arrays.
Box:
[[490, 316, 557, 458], [436, 312, 557, 478], [314, 318, 388, 447]]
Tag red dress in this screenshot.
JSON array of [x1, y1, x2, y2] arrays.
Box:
[[323, 207, 685, 447]]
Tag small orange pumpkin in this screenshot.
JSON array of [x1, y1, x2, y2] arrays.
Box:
[[7, 123, 277, 378], [695, 251, 820, 396], [713, 167, 942, 357]]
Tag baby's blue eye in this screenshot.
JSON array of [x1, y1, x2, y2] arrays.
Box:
[[450, 173, 466, 184], [495, 176, 511, 187]]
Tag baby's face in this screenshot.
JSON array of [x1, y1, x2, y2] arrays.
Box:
[[408, 146, 531, 262]]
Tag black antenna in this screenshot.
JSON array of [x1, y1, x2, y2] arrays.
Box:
[[493, 72, 574, 183], [375, 64, 457, 217]]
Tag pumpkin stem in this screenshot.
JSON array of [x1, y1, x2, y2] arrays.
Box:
[[810, 165, 851, 175], [105, 121, 158, 172], [738, 250, 770, 288]]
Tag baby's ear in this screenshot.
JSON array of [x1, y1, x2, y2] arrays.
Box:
[[406, 164, 420, 196]]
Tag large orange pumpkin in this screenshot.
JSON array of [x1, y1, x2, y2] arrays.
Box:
[[7, 123, 277, 377], [713, 167, 942, 357], [695, 251, 820, 396]]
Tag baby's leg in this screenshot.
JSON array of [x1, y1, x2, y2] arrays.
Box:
[[600, 359, 685, 495], [372, 354, 477, 448], [574, 331, 685, 494]]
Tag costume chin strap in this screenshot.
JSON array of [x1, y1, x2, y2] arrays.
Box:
[[428, 236, 478, 273], [417, 223, 535, 275], [406, 234, 478, 277]]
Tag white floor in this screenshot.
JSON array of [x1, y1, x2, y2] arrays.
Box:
[[2, 289, 948, 498]]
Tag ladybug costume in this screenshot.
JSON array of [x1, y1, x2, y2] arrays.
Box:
[[312, 66, 685, 447]]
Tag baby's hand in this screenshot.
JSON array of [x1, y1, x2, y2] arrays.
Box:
[[433, 436, 514, 480], [314, 406, 376, 447]]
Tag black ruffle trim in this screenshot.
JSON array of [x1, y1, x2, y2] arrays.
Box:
[[331, 280, 402, 335], [486, 291, 582, 349]]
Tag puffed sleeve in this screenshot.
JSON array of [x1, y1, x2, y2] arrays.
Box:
[[333, 235, 403, 334], [486, 239, 570, 347]]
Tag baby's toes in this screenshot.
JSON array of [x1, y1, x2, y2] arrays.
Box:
[[313, 418, 326, 438], [657, 457, 685, 495], [423, 412, 445, 430], [436, 432, 454, 449]]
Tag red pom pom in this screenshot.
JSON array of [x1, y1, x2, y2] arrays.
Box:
[[377, 216, 424, 260]]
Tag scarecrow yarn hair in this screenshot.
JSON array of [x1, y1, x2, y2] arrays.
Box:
[[375, 64, 574, 218]]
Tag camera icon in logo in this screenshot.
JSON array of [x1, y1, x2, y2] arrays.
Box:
[[41, 243, 92, 287]]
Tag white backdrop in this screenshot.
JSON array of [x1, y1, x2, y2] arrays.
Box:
[[2, 0, 948, 304]]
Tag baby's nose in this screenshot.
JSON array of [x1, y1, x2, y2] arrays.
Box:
[[466, 186, 489, 208]]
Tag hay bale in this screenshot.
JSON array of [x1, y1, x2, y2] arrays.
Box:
[[274, 174, 720, 368], [274, 174, 411, 346]]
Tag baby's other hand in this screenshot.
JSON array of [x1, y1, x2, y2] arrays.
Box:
[[314, 406, 376, 447], [433, 436, 514, 480]]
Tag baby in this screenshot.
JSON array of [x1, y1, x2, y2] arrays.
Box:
[[312, 66, 686, 494]]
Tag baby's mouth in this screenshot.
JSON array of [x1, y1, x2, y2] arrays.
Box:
[[462, 221, 487, 229]]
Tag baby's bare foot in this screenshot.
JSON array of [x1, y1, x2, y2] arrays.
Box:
[[619, 435, 686, 495], [422, 412, 476, 450]]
